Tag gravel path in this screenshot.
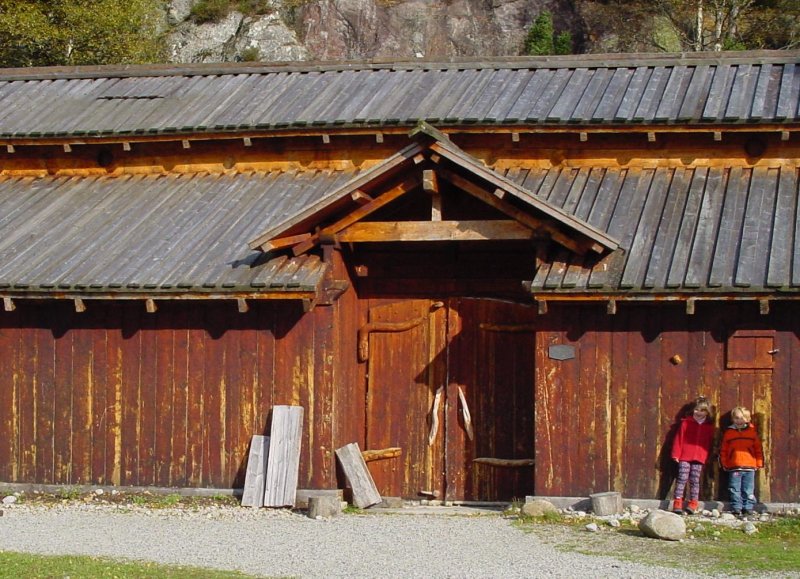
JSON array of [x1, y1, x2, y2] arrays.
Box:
[[0, 504, 704, 578]]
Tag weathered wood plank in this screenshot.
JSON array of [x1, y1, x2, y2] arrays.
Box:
[[335, 442, 381, 508], [767, 167, 797, 287], [242, 435, 270, 508], [264, 405, 304, 507]]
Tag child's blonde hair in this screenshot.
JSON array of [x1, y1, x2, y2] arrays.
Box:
[[731, 406, 751, 421], [693, 396, 712, 417]]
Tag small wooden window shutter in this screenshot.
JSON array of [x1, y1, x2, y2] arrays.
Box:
[[726, 329, 775, 370]]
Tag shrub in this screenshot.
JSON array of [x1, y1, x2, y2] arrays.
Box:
[[190, 0, 231, 24]]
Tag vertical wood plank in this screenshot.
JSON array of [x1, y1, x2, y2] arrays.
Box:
[[154, 307, 175, 486], [241, 434, 269, 508], [186, 316, 206, 487], [71, 316, 93, 483], [120, 304, 141, 486], [34, 314, 55, 483], [53, 314, 73, 484], [170, 306, 189, 486], [264, 405, 304, 507]]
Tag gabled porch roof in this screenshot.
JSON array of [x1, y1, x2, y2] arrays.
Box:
[[249, 123, 620, 257]]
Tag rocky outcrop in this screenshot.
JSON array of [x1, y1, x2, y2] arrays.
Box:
[[166, 0, 704, 63], [163, 0, 581, 63]]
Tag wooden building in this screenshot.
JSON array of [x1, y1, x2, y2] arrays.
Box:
[[0, 51, 798, 503]]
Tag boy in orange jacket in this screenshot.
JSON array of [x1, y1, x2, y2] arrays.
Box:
[[720, 406, 764, 518]]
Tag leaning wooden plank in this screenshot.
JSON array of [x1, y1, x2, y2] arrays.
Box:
[[241, 435, 270, 508], [335, 442, 381, 508], [264, 406, 304, 507]]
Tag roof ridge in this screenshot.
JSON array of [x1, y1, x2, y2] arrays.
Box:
[[1, 50, 798, 81]]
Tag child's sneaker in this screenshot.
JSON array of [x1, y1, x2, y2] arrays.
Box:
[[686, 500, 699, 514], [731, 510, 742, 517], [671, 498, 683, 513], [742, 510, 754, 519]]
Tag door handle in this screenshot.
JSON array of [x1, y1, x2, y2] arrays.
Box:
[[428, 386, 444, 446], [458, 387, 474, 441]]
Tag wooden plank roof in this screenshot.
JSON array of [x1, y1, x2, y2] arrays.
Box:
[[0, 171, 352, 296], [520, 164, 800, 294], [0, 52, 797, 140], [0, 161, 796, 297]]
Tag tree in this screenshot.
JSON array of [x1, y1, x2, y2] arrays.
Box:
[[0, 0, 166, 67], [525, 11, 555, 55], [525, 11, 574, 56]]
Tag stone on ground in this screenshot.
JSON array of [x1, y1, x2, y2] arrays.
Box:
[[638, 509, 686, 541], [521, 499, 559, 517]]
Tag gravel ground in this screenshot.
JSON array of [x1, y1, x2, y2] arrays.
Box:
[[0, 503, 707, 579]]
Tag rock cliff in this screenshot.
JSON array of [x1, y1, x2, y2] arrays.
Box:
[[163, 0, 591, 63]]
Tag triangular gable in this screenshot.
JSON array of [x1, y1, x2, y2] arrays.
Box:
[[249, 122, 619, 256]]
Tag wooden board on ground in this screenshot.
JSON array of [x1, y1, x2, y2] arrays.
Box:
[[264, 405, 304, 507], [335, 442, 381, 508], [242, 434, 270, 507]]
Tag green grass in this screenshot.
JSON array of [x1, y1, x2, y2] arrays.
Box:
[[690, 517, 800, 573], [519, 514, 800, 575], [0, 551, 255, 578]]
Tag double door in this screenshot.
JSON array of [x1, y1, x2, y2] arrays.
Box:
[[363, 297, 537, 501]]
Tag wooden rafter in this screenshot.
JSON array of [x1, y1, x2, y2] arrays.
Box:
[[428, 140, 617, 253], [437, 168, 588, 254], [291, 174, 422, 255]]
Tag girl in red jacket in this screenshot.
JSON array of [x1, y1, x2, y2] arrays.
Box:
[[671, 396, 715, 514], [720, 406, 764, 518]]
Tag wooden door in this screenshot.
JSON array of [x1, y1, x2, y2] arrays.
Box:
[[446, 298, 537, 501], [363, 297, 536, 501], [363, 299, 447, 499]]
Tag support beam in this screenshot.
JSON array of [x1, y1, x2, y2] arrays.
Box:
[[74, 298, 86, 313], [6, 144, 15, 153], [606, 299, 617, 315], [647, 132, 656, 142], [182, 139, 190, 149], [760, 299, 770, 315], [511, 132, 520, 143], [413, 153, 425, 164], [537, 300, 548, 315], [122, 142, 131, 151], [375, 132, 384, 143], [243, 137, 252, 147], [3, 297, 15, 312], [322, 134, 330, 144], [145, 298, 157, 313], [713, 131, 722, 142], [686, 298, 696, 315], [237, 298, 249, 313], [63, 144, 72, 153], [350, 190, 373, 205], [579, 132, 588, 142], [781, 131, 790, 142], [422, 169, 439, 193]]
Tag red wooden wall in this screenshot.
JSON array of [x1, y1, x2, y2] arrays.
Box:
[[0, 295, 798, 502]]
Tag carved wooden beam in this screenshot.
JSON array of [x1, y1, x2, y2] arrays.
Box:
[[361, 447, 402, 462], [337, 220, 541, 243]]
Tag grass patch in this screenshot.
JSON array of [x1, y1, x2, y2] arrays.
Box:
[[0, 551, 253, 578], [518, 514, 800, 575]]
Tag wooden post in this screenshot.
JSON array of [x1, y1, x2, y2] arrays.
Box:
[[590, 491, 623, 516], [308, 495, 341, 519], [335, 442, 381, 508], [264, 405, 304, 507]]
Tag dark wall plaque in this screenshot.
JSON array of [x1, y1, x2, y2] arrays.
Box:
[[548, 344, 575, 360]]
